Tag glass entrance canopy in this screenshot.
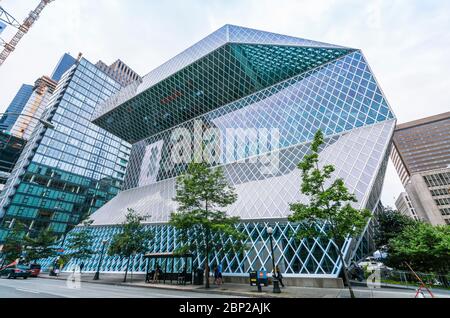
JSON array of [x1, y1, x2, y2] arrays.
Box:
[[93, 25, 354, 144]]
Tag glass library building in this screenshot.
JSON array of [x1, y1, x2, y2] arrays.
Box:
[[53, 25, 396, 284]]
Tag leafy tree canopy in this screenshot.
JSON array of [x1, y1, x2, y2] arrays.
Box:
[[374, 207, 417, 249], [108, 209, 153, 258], [288, 130, 371, 243], [288, 130, 371, 298], [23, 229, 58, 263], [1, 222, 26, 264], [108, 209, 153, 282], [386, 222, 450, 275], [170, 162, 246, 288], [66, 219, 95, 262]]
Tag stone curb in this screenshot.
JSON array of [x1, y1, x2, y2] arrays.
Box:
[[38, 274, 294, 298]]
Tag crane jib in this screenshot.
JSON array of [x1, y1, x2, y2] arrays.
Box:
[[0, 0, 55, 67]]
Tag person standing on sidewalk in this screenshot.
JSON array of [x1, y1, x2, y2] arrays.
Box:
[[274, 266, 285, 288]]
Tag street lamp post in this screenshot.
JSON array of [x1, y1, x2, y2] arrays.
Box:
[[93, 239, 108, 281], [267, 227, 281, 294], [0, 112, 55, 130]]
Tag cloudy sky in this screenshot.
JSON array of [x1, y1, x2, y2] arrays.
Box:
[[1, 0, 449, 207]]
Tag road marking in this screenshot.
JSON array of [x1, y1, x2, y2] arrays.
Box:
[[15, 288, 40, 294]]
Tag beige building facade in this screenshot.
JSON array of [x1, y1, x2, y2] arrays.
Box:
[[392, 112, 450, 225]]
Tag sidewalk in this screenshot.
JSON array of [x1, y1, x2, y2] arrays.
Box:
[[40, 272, 348, 298]]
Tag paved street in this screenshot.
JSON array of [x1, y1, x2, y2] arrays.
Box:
[[0, 277, 235, 298], [0, 276, 449, 298], [339, 286, 450, 298]]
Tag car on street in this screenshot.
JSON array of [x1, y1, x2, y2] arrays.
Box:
[[29, 264, 42, 278], [0, 265, 32, 279]]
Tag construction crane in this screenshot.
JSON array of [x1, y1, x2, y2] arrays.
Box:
[[0, 0, 55, 67]]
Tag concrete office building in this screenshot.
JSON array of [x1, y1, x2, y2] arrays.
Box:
[[392, 112, 450, 225], [395, 192, 419, 221], [52, 26, 396, 285], [96, 59, 141, 87], [9, 76, 57, 141]]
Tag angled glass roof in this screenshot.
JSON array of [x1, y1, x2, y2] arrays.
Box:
[[92, 25, 354, 143], [94, 44, 353, 143]]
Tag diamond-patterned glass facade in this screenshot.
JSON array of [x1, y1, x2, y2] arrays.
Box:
[[51, 26, 396, 279], [93, 43, 353, 143]]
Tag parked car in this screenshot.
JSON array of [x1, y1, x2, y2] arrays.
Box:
[[29, 264, 42, 278], [0, 265, 32, 279]]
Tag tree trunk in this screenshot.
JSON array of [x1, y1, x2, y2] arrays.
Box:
[[204, 202, 210, 289], [338, 250, 355, 298], [204, 248, 210, 289], [438, 273, 449, 288], [123, 256, 131, 283]]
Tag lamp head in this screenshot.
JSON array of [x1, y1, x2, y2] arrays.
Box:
[[39, 119, 55, 129]]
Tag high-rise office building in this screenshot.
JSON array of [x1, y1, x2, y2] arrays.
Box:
[[56, 26, 395, 285], [395, 192, 419, 221], [51, 53, 77, 82], [10, 76, 57, 141], [1, 53, 77, 138], [392, 112, 450, 225], [96, 59, 141, 87], [0, 132, 27, 189], [0, 84, 34, 132], [0, 56, 139, 241]]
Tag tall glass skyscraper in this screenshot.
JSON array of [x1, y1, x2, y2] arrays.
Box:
[[55, 26, 396, 284], [10, 76, 57, 141], [0, 53, 77, 135], [0, 56, 139, 241], [0, 84, 34, 132], [50, 53, 77, 82], [0, 132, 26, 187]]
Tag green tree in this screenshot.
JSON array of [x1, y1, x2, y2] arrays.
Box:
[[66, 220, 95, 271], [288, 130, 372, 298], [374, 207, 416, 249], [108, 209, 153, 282], [23, 229, 58, 263], [1, 222, 25, 266], [170, 162, 246, 289], [386, 222, 450, 287]]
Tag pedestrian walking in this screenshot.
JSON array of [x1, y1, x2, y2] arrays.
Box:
[[214, 266, 223, 286]]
